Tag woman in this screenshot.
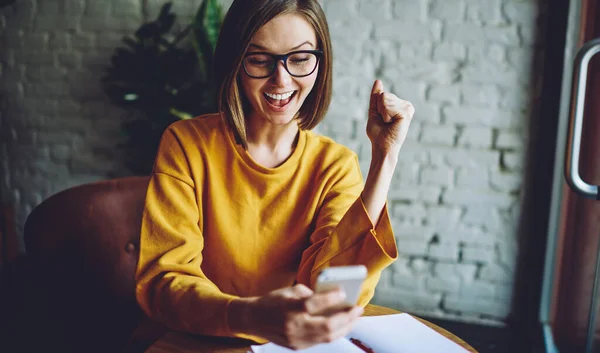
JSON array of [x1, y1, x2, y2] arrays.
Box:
[[135, 0, 414, 349]]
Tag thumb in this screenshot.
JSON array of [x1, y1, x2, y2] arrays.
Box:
[[371, 79, 384, 96], [369, 79, 384, 112]]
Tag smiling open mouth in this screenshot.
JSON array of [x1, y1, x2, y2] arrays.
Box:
[[264, 91, 297, 107]]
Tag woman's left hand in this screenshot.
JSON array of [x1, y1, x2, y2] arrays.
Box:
[[366, 79, 415, 156]]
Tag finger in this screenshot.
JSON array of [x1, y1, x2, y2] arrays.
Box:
[[290, 284, 314, 298], [382, 92, 398, 102], [403, 100, 416, 118], [327, 306, 363, 332], [388, 101, 415, 122], [378, 93, 393, 123], [349, 305, 365, 318], [303, 288, 346, 315], [273, 284, 311, 309], [383, 94, 403, 112], [323, 315, 361, 343], [311, 306, 363, 343], [369, 80, 384, 113], [304, 288, 346, 315], [280, 284, 314, 311], [383, 102, 403, 121], [371, 79, 384, 96], [381, 98, 415, 122], [381, 92, 400, 109]]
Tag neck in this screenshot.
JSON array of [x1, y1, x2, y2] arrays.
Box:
[[246, 114, 299, 151], [245, 113, 300, 168]]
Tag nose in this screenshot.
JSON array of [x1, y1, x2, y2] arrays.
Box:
[[271, 60, 292, 86]]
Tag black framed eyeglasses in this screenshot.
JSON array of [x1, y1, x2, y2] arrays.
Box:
[[242, 50, 323, 79]]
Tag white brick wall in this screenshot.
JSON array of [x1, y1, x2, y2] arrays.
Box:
[[0, 0, 542, 325]]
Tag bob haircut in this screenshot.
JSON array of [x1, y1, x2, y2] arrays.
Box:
[[213, 0, 333, 149]]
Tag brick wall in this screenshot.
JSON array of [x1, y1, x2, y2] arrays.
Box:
[[0, 0, 542, 324]]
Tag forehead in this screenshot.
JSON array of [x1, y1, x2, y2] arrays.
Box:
[[251, 13, 317, 52]]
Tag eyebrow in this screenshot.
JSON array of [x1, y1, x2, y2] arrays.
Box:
[[248, 41, 315, 51]]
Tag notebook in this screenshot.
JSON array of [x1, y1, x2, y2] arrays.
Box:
[[250, 313, 470, 353]]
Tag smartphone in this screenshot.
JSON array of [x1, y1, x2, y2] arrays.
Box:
[[315, 265, 368, 307]]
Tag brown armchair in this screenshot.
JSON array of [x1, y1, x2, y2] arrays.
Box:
[[0, 177, 164, 353]]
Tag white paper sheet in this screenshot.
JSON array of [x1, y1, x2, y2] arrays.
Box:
[[250, 313, 470, 353], [251, 339, 363, 353], [348, 313, 469, 353]]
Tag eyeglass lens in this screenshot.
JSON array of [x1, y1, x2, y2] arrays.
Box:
[[244, 52, 319, 78]]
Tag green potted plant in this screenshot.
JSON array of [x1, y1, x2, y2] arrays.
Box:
[[103, 0, 224, 175]]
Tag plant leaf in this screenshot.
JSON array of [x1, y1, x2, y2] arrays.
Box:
[[135, 23, 161, 40], [201, 0, 223, 53], [158, 13, 176, 34], [158, 2, 173, 23], [191, 0, 223, 82], [170, 107, 194, 120]]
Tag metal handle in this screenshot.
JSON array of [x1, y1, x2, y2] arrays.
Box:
[[565, 38, 600, 199], [564, 38, 600, 353]]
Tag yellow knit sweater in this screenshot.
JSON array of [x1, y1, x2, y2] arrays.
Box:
[[135, 114, 397, 338]]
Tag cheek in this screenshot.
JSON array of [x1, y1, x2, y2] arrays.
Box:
[[298, 74, 318, 96], [306, 66, 320, 89], [239, 75, 262, 103]]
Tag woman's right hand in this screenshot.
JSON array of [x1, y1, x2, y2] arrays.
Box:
[[229, 284, 364, 350]]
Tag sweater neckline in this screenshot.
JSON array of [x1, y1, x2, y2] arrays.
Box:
[[225, 121, 307, 175]]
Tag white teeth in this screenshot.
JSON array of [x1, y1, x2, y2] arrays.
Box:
[[265, 91, 294, 100]]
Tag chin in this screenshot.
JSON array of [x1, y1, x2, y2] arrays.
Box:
[[266, 112, 298, 126]]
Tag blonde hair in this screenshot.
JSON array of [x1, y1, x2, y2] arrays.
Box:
[[213, 0, 333, 148]]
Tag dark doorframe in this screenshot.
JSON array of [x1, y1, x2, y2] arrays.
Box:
[[551, 0, 600, 351], [510, 0, 570, 351]]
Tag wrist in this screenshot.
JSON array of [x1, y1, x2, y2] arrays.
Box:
[[227, 297, 258, 335], [370, 147, 399, 170]]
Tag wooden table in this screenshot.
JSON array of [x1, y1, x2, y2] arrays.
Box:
[[145, 304, 478, 352]]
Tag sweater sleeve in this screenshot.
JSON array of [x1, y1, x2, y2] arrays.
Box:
[[295, 154, 398, 306], [135, 127, 238, 337]]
